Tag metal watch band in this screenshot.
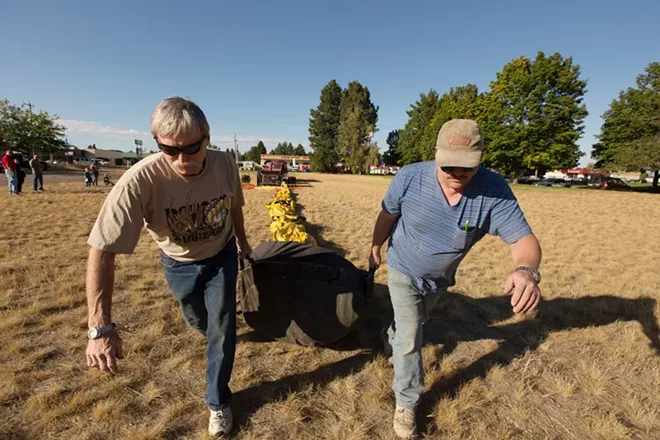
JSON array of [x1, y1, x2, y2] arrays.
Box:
[[515, 266, 541, 284], [89, 323, 116, 339]]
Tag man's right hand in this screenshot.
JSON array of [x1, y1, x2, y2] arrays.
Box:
[[86, 330, 123, 374], [369, 246, 382, 270]]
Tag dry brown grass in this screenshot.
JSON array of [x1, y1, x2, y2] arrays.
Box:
[[1, 171, 659, 440]]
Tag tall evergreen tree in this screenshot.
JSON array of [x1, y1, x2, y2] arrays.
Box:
[[309, 80, 342, 172], [337, 81, 379, 173], [397, 90, 441, 164], [418, 84, 484, 161]]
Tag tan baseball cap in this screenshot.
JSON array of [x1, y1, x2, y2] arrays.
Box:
[[434, 119, 484, 167]]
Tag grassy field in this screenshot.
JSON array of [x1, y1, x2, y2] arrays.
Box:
[[1, 170, 659, 440]]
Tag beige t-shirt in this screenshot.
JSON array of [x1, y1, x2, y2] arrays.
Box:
[[87, 150, 244, 262]]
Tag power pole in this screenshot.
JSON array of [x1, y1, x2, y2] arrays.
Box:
[[23, 101, 34, 115], [233, 133, 239, 165]]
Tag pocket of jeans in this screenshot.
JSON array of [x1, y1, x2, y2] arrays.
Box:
[[387, 266, 414, 288], [160, 253, 180, 268]]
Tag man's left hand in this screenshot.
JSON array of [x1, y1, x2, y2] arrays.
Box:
[[237, 240, 253, 259], [504, 270, 540, 314]]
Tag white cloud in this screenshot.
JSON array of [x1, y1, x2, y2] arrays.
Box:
[[58, 119, 307, 149], [57, 119, 151, 140], [210, 135, 303, 146]]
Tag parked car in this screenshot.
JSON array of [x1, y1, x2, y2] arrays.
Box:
[[587, 177, 632, 191], [532, 178, 571, 188]]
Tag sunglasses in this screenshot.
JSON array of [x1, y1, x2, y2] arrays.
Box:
[[154, 135, 208, 156], [441, 166, 478, 174]]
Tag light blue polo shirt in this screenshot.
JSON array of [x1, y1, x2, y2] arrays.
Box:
[[382, 161, 532, 293]]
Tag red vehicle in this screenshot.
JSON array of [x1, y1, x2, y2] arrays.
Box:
[[587, 176, 632, 191], [257, 161, 296, 186]]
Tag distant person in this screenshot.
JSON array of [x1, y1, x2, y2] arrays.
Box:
[[103, 173, 114, 186], [369, 119, 542, 439], [16, 164, 26, 194], [91, 164, 99, 186], [84, 167, 92, 187], [29, 154, 44, 192], [3, 151, 19, 195], [84, 96, 251, 437]]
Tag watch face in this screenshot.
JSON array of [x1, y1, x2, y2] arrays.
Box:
[[88, 328, 99, 339]]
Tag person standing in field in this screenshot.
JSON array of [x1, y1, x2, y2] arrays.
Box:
[[29, 154, 44, 192], [3, 151, 19, 195], [91, 163, 99, 186], [369, 119, 542, 439], [84, 96, 252, 437], [84, 167, 92, 187], [16, 163, 26, 194]]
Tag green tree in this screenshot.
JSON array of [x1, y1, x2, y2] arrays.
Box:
[[293, 144, 306, 155], [418, 84, 484, 161], [481, 52, 588, 176], [383, 129, 402, 165], [397, 85, 484, 164], [592, 62, 660, 189], [309, 80, 342, 172], [271, 142, 295, 155], [338, 107, 366, 173], [397, 90, 441, 164], [0, 100, 68, 154], [207, 143, 219, 150], [366, 143, 381, 169], [244, 141, 267, 163], [337, 81, 378, 174]]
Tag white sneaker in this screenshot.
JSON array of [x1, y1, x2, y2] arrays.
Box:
[[393, 405, 417, 439], [209, 406, 233, 437]]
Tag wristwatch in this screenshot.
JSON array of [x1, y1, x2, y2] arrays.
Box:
[[88, 323, 116, 340], [515, 266, 541, 284]]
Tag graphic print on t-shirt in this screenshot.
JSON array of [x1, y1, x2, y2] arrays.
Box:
[[165, 191, 231, 244]]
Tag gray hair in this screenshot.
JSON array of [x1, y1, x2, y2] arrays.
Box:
[[150, 96, 210, 139]]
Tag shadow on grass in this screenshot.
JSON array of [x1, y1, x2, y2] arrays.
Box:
[[631, 185, 660, 194], [415, 291, 660, 436], [232, 351, 378, 430], [288, 190, 347, 257], [234, 278, 660, 435]]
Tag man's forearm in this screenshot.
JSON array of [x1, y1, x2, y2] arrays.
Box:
[[510, 233, 542, 269], [372, 209, 399, 250], [231, 207, 249, 247], [86, 247, 116, 328]]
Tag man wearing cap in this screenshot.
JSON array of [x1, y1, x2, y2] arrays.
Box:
[[369, 119, 541, 438]]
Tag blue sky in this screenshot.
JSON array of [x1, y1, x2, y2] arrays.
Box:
[[2, 0, 659, 165]]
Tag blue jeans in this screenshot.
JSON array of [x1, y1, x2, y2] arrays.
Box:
[[386, 266, 444, 411], [160, 237, 238, 411], [33, 173, 43, 191], [5, 169, 17, 194]]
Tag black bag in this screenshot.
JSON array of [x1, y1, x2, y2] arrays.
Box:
[[237, 241, 375, 346]]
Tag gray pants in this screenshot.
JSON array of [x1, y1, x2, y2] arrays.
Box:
[[33, 172, 43, 191], [386, 266, 444, 411]]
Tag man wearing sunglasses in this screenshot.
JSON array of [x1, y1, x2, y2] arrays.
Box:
[[369, 119, 542, 439], [84, 97, 251, 436]]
